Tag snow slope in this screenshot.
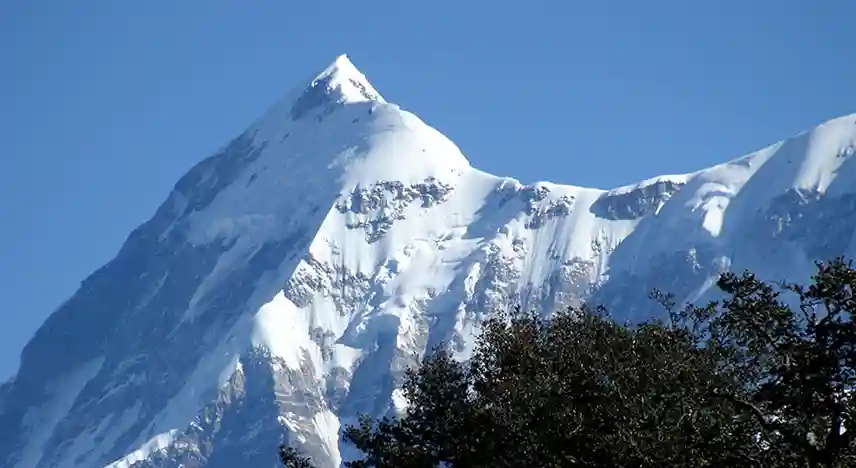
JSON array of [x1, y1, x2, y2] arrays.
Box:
[[3, 54, 856, 468]]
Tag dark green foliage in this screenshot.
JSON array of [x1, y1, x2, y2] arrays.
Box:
[[666, 257, 856, 467], [281, 258, 856, 468], [279, 445, 314, 468], [342, 348, 475, 468], [340, 305, 762, 468]]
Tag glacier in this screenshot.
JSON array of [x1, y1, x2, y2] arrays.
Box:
[[3, 54, 856, 468]]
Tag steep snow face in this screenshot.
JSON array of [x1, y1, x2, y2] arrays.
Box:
[[3, 55, 856, 468]]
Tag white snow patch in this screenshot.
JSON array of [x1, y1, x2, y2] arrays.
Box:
[[312, 409, 342, 466], [391, 388, 408, 413], [104, 430, 179, 468], [253, 291, 319, 374]]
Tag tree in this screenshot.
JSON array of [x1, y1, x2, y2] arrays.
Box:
[[284, 307, 762, 467], [667, 257, 856, 467], [279, 445, 315, 468]]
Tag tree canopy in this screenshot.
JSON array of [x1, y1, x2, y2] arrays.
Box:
[[281, 258, 856, 468]]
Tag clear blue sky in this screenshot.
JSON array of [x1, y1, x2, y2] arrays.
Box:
[[1, 0, 854, 380]]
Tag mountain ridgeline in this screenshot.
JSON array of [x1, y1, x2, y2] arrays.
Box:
[[2, 55, 856, 467]]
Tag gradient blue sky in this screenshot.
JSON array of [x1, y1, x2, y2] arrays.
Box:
[[1, 0, 854, 379]]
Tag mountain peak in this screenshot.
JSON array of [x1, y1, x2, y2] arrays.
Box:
[[308, 53, 385, 105], [251, 54, 387, 136]]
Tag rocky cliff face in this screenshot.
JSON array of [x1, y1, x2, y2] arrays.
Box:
[[3, 55, 856, 468]]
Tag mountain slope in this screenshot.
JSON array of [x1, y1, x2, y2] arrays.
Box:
[[3, 55, 856, 468]]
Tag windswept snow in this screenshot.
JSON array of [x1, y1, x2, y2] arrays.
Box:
[[15, 358, 104, 468]]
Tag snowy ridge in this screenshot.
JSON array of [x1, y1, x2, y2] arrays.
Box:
[[3, 56, 856, 468]]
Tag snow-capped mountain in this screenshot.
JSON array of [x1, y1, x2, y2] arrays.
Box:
[[3, 54, 856, 468]]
